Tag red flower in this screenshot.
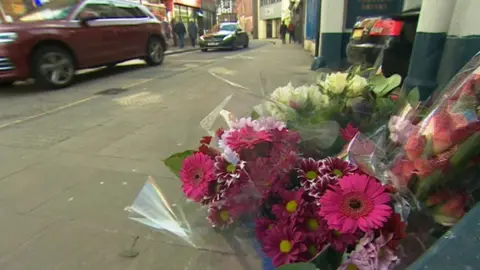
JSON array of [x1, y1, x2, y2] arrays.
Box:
[[200, 136, 212, 145], [340, 123, 360, 142], [381, 213, 407, 250], [404, 134, 426, 160], [390, 158, 415, 187], [428, 190, 470, 226], [226, 126, 272, 152], [413, 158, 435, 177], [215, 128, 225, 139], [390, 94, 399, 101]]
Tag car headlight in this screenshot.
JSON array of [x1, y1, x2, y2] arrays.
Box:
[[223, 34, 234, 40], [0, 32, 18, 44]]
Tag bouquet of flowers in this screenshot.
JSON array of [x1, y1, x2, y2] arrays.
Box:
[[255, 69, 402, 158], [387, 56, 480, 228]]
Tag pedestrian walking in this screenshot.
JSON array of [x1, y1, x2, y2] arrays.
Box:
[[170, 18, 177, 47], [288, 21, 295, 43], [188, 19, 198, 47], [280, 21, 287, 44], [174, 19, 187, 49]]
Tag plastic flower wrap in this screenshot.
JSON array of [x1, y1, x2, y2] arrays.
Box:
[[126, 65, 411, 270], [387, 54, 480, 228]]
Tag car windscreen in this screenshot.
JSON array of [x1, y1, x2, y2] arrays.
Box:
[[16, 0, 80, 22], [219, 24, 236, 32]]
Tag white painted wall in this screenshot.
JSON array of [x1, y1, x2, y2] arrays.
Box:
[[320, 0, 346, 33], [403, 0, 422, 11], [448, 0, 480, 36], [417, 0, 457, 33]]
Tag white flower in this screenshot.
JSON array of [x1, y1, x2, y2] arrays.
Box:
[[306, 85, 330, 108], [346, 75, 369, 97], [324, 72, 348, 94], [222, 147, 240, 165], [218, 129, 232, 150], [270, 82, 295, 105]]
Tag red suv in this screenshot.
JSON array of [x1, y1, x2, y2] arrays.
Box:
[[0, 0, 167, 89]]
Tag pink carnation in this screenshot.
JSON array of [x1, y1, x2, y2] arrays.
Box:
[[180, 152, 216, 202]]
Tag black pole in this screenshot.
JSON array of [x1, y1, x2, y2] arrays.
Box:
[[314, 0, 321, 57]]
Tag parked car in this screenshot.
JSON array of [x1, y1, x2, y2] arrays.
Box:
[[199, 22, 249, 52], [0, 0, 167, 89], [346, 7, 420, 80]]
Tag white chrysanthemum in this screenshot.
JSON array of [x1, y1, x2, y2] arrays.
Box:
[[218, 129, 233, 150], [306, 85, 330, 108], [222, 147, 240, 165], [324, 72, 348, 94], [270, 82, 295, 105], [346, 75, 369, 97]]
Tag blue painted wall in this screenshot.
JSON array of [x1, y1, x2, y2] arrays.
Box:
[[305, 0, 320, 41]]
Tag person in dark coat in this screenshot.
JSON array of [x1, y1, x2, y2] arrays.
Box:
[[174, 19, 187, 48], [279, 21, 287, 44], [288, 22, 295, 43], [188, 20, 198, 47]]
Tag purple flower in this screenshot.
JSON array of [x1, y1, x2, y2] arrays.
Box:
[[339, 232, 399, 270]]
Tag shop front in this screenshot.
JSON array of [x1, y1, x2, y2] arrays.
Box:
[[200, 0, 216, 34], [142, 0, 167, 21], [173, 0, 200, 23], [258, 0, 282, 39]]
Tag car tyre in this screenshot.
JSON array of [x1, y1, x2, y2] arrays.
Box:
[[0, 81, 14, 87], [243, 39, 249, 48], [201, 48, 208, 52], [106, 63, 117, 69], [145, 36, 165, 66], [32, 46, 75, 89]]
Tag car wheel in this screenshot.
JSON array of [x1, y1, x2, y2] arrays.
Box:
[[145, 36, 164, 66], [201, 48, 208, 52], [243, 39, 249, 48], [32, 46, 75, 89], [106, 63, 117, 69], [0, 81, 14, 87]]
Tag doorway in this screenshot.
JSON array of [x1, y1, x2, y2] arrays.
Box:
[[266, 20, 272, 38]]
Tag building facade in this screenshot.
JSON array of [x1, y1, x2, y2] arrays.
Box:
[[235, 0, 253, 34], [257, 0, 282, 39], [217, 0, 235, 14]]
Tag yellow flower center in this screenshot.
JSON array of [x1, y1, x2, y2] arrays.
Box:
[[226, 164, 236, 173], [346, 263, 359, 270], [333, 169, 343, 177], [267, 224, 274, 230], [219, 210, 230, 221], [333, 230, 341, 237], [308, 245, 317, 255], [306, 171, 317, 180], [306, 218, 319, 232], [285, 200, 298, 213], [279, 240, 292, 253]]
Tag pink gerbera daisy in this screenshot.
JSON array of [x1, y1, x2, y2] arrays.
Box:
[[271, 189, 306, 219], [261, 222, 307, 267], [297, 158, 323, 191], [319, 174, 392, 234], [180, 152, 216, 202], [226, 126, 272, 152]]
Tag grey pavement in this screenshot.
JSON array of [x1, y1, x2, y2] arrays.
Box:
[[0, 40, 314, 270]]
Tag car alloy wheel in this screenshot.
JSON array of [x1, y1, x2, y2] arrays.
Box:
[[36, 50, 74, 88], [146, 37, 164, 66]]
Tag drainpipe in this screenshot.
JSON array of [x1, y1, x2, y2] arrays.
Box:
[[403, 0, 457, 100], [314, 0, 321, 57]]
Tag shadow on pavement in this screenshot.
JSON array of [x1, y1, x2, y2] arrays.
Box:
[[0, 63, 148, 96]]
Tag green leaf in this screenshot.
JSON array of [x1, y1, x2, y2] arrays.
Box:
[[277, 262, 317, 270], [376, 97, 396, 115], [163, 150, 195, 177], [251, 109, 260, 120], [406, 87, 420, 107], [313, 247, 344, 270], [370, 74, 402, 97]]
